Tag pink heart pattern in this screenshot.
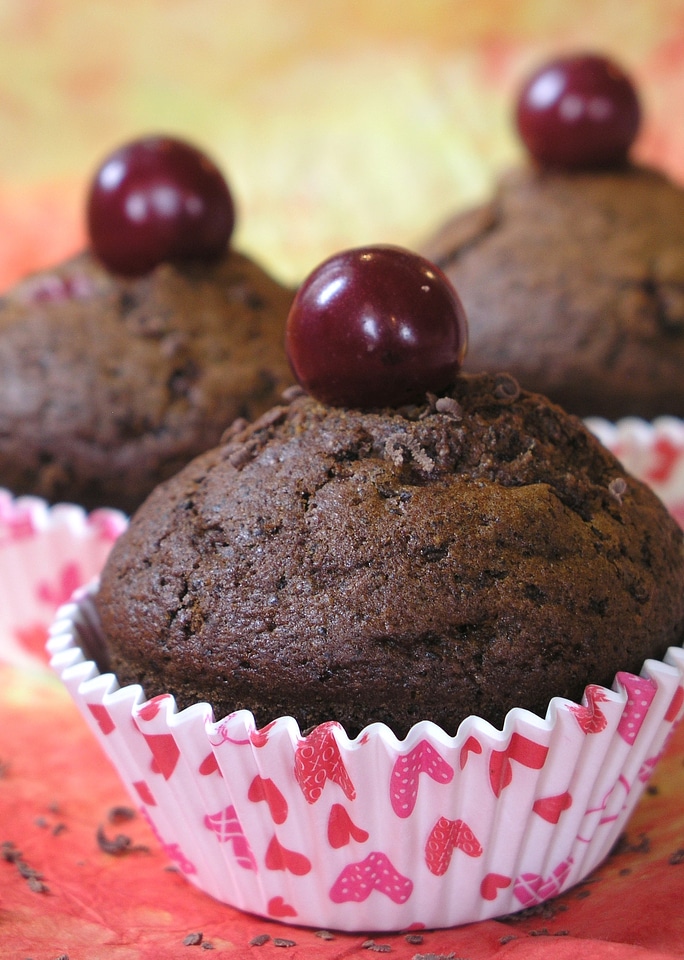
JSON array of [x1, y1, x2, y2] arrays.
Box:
[[390, 740, 454, 818], [513, 856, 574, 907], [330, 852, 413, 905], [532, 791, 573, 824], [204, 805, 257, 871], [616, 672, 656, 744], [489, 733, 548, 797], [248, 776, 288, 824], [327, 803, 369, 849], [425, 816, 482, 876], [569, 685, 609, 734], [294, 722, 356, 804], [264, 835, 311, 875]]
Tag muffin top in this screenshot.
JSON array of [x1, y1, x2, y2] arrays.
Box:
[[422, 165, 684, 420], [0, 248, 294, 513], [96, 372, 684, 737]]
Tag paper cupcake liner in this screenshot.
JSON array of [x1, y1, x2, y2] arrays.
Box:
[[47, 582, 684, 932], [0, 488, 126, 669], [586, 416, 684, 528]]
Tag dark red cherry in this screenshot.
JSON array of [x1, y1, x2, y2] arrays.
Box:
[[285, 245, 468, 409], [86, 135, 235, 276], [516, 53, 641, 169]]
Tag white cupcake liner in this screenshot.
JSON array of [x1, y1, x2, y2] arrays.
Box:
[[47, 582, 684, 932], [0, 488, 126, 669]]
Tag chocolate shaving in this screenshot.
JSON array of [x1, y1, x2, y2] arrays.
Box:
[[609, 477, 627, 504], [183, 932, 203, 946], [493, 372, 521, 403], [384, 435, 434, 472], [249, 935, 271, 947], [362, 941, 392, 952], [435, 396, 463, 420], [405, 934, 424, 945], [315, 931, 335, 940], [281, 384, 306, 402], [108, 806, 136, 824], [96, 824, 149, 856], [220, 417, 250, 444], [272, 938, 297, 948]]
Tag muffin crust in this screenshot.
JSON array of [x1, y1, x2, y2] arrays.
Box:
[[96, 374, 684, 736]]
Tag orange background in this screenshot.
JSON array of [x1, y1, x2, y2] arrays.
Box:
[[0, 0, 683, 290], [3, 2, 684, 958]]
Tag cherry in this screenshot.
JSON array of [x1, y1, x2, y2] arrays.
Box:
[[515, 53, 641, 170], [285, 245, 468, 409], [86, 135, 235, 276]]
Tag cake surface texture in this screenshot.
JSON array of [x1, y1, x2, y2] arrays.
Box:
[[95, 373, 684, 737], [0, 249, 294, 513], [422, 166, 684, 419]]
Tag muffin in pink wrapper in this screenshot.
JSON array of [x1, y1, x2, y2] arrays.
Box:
[[46, 247, 684, 932]]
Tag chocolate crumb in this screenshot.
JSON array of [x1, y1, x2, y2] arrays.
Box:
[[183, 932, 203, 946], [576, 889, 592, 900], [52, 823, 66, 836], [315, 930, 335, 940], [405, 934, 424, 945], [499, 936, 516, 944], [555, 931, 570, 936], [619, 867, 632, 876], [362, 941, 392, 953], [108, 805, 136, 823], [646, 784, 659, 795], [669, 849, 684, 864], [249, 935, 271, 947], [272, 938, 297, 948], [493, 372, 520, 403], [201, 943, 215, 951], [96, 824, 149, 856], [34, 817, 48, 829], [529, 928, 550, 936], [54, 954, 69, 960]]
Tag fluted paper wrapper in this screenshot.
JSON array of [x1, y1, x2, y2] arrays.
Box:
[[32, 416, 684, 931], [47, 581, 684, 932]]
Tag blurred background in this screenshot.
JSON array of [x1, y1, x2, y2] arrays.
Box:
[[0, 0, 683, 289]]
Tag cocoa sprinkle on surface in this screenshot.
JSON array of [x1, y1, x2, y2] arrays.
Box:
[[1, 840, 49, 893], [249, 935, 271, 947], [96, 824, 149, 856], [183, 932, 203, 946]]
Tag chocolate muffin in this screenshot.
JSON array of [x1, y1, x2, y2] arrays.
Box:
[[421, 165, 684, 420], [95, 373, 684, 737], [0, 249, 294, 513]]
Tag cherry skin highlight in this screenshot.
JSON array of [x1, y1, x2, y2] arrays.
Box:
[[87, 135, 235, 276], [516, 53, 641, 170], [285, 245, 468, 409]]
